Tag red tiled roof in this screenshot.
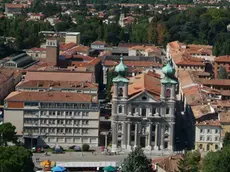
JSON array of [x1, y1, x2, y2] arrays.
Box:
[[5, 91, 96, 103], [72, 55, 94, 61], [215, 55, 230, 63], [60, 42, 77, 51], [17, 80, 98, 89], [91, 41, 105, 45], [196, 119, 220, 127], [5, 3, 28, 8], [30, 47, 46, 52], [24, 71, 94, 82]]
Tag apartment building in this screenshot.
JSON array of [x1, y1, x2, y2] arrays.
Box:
[[195, 120, 221, 152], [4, 91, 100, 148]]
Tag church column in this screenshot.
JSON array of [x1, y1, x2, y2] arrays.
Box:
[[111, 121, 117, 151], [147, 122, 152, 149], [168, 122, 175, 151], [154, 123, 159, 150], [127, 122, 131, 150], [160, 124, 165, 150], [122, 122, 127, 149], [134, 122, 139, 148]]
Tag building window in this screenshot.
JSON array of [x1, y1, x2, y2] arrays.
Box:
[[132, 107, 136, 115], [199, 144, 203, 149], [166, 108, 170, 115], [207, 136, 212, 141], [142, 107, 146, 117], [200, 136, 203, 141], [165, 89, 171, 98], [118, 88, 123, 97], [215, 129, 219, 134], [152, 108, 156, 114], [118, 105, 123, 114], [200, 129, 203, 133], [207, 129, 210, 134], [207, 144, 210, 151], [142, 96, 147, 101], [215, 144, 219, 150], [215, 136, 219, 141]]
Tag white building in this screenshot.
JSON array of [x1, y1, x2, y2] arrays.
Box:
[[110, 58, 177, 152], [4, 91, 100, 148]]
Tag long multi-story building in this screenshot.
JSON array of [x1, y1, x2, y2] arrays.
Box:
[[110, 58, 177, 152], [4, 91, 100, 148]]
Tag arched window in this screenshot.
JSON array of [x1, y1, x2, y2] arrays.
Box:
[[118, 88, 123, 97], [118, 105, 123, 114], [165, 89, 171, 98]]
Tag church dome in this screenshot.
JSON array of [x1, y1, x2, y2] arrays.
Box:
[[162, 60, 175, 77], [115, 57, 128, 76]]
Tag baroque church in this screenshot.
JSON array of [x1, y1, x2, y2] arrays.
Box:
[[111, 57, 177, 152]]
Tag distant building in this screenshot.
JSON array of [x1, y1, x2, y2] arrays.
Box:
[[91, 41, 106, 49], [195, 119, 221, 152], [4, 91, 100, 148], [3, 53, 35, 69], [5, 3, 28, 17], [26, 47, 46, 59], [40, 31, 80, 45]]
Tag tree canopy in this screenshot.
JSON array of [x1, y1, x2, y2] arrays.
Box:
[[121, 147, 152, 172], [0, 146, 34, 172], [177, 150, 201, 172], [0, 122, 17, 146]]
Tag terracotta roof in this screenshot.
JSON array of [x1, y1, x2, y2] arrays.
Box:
[[72, 55, 94, 61], [219, 112, 230, 123], [17, 80, 98, 90], [183, 85, 205, 105], [198, 79, 230, 86], [196, 119, 220, 126], [177, 60, 205, 66], [91, 41, 105, 45], [178, 70, 197, 89], [215, 55, 230, 63], [191, 105, 215, 119], [0, 69, 14, 84], [5, 91, 96, 103], [30, 47, 46, 52], [128, 71, 161, 98], [123, 61, 162, 68], [60, 42, 77, 51], [103, 60, 118, 66], [71, 58, 101, 67], [5, 3, 28, 8], [70, 45, 89, 53], [24, 71, 94, 82], [152, 154, 183, 172]]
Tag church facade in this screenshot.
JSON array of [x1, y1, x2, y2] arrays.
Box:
[[111, 58, 177, 152]]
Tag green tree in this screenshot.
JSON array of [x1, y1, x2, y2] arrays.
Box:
[[177, 151, 201, 172], [223, 132, 230, 147], [202, 145, 230, 172], [218, 66, 228, 79], [0, 146, 34, 172], [121, 147, 152, 172], [0, 122, 17, 146]]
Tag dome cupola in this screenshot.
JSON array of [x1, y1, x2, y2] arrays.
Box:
[[115, 57, 128, 76]]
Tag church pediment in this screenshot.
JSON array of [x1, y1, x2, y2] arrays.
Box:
[[128, 90, 159, 103]]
